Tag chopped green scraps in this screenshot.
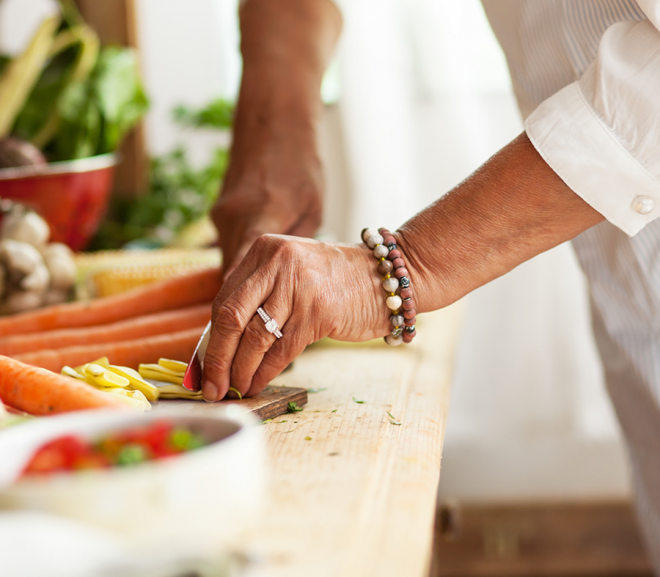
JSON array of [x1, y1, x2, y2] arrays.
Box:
[[387, 411, 402, 426], [352, 397, 365, 404], [287, 402, 304, 413], [277, 420, 288, 424], [331, 409, 338, 413], [304, 436, 312, 441], [307, 387, 327, 393], [261, 418, 273, 424]]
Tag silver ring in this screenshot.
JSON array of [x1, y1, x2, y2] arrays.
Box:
[[256, 306, 283, 339]]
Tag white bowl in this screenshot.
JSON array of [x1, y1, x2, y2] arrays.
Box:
[[0, 408, 265, 557]]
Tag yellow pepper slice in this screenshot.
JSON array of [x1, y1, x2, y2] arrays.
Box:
[[157, 358, 188, 374], [108, 365, 159, 402]]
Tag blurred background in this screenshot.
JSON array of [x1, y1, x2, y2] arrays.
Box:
[[0, 0, 643, 572]]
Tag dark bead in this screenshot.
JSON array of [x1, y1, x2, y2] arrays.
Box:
[[391, 326, 403, 338], [387, 243, 397, 252], [377, 259, 393, 275], [403, 309, 416, 320], [402, 299, 415, 311], [394, 267, 408, 279], [404, 317, 416, 327], [405, 324, 416, 333], [402, 331, 415, 343], [392, 257, 405, 269], [400, 287, 413, 299], [388, 249, 401, 260], [399, 276, 410, 289]]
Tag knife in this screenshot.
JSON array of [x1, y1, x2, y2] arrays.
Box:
[[182, 320, 212, 391]]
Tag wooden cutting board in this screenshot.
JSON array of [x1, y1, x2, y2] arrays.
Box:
[[153, 385, 308, 421]]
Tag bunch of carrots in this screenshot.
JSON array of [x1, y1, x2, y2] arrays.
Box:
[[0, 267, 221, 416]]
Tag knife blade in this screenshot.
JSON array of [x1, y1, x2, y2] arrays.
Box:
[[182, 320, 212, 391]]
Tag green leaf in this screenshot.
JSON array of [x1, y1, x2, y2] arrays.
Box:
[[172, 98, 233, 129], [92, 46, 148, 153], [352, 397, 365, 404], [387, 411, 402, 426], [287, 402, 304, 413]]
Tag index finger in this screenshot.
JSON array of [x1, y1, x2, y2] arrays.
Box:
[[202, 269, 275, 402]]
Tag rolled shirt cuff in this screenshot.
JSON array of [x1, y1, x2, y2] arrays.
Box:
[[525, 82, 660, 237]]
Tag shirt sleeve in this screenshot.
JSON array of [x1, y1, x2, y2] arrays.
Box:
[[525, 2, 660, 237]]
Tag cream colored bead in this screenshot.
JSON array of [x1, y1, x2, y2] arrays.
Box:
[[386, 295, 402, 311], [373, 244, 389, 259], [366, 233, 384, 249], [362, 228, 379, 243], [382, 277, 399, 293], [385, 334, 404, 346]]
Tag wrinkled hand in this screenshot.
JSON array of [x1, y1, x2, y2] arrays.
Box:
[[212, 142, 323, 279], [201, 234, 391, 401]]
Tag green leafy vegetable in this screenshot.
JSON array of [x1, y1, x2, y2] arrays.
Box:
[[287, 402, 304, 413], [172, 98, 233, 130]]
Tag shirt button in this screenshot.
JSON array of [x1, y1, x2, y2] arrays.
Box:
[[633, 196, 655, 215]]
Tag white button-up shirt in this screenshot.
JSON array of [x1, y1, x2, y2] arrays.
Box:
[[482, 0, 660, 236]]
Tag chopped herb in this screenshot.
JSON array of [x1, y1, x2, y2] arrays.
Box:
[[277, 420, 288, 424], [304, 436, 312, 441], [352, 397, 365, 404], [307, 387, 327, 394], [331, 409, 338, 413], [283, 428, 298, 434], [314, 410, 321, 413], [387, 411, 402, 426], [262, 418, 273, 424], [287, 402, 304, 413]]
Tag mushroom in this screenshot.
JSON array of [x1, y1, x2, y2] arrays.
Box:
[[0, 239, 43, 283], [1, 210, 50, 248], [2, 290, 44, 314], [43, 243, 76, 291], [20, 262, 50, 292]]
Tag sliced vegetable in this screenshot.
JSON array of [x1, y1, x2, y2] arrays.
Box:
[[157, 358, 187, 373], [108, 364, 158, 402]]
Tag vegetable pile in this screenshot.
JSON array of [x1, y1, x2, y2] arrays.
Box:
[[0, 1, 147, 164], [0, 209, 76, 314], [0, 267, 221, 414], [20, 420, 207, 478]]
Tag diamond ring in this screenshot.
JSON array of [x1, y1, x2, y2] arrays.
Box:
[[256, 306, 283, 339]]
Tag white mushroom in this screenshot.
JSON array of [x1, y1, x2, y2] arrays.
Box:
[[2, 290, 44, 314], [43, 243, 76, 290], [1, 210, 50, 247], [20, 262, 50, 292], [0, 239, 43, 282]]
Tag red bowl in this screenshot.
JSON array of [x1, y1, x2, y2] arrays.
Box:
[[0, 154, 116, 251]]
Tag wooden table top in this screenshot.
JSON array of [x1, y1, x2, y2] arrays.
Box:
[[240, 303, 463, 577]]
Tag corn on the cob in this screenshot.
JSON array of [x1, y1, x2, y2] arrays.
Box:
[[75, 248, 221, 299]]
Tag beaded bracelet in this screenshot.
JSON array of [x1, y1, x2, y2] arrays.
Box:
[[361, 227, 417, 346]]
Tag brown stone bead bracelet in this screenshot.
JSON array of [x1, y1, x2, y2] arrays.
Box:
[[361, 227, 417, 346]]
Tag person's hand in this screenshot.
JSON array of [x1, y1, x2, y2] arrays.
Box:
[[201, 234, 391, 401], [212, 131, 324, 279]]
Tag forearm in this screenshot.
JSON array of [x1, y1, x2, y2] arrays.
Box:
[[233, 0, 342, 151], [398, 133, 604, 313]]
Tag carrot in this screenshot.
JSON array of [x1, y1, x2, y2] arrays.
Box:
[[0, 355, 129, 415], [0, 304, 211, 356], [14, 326, 206, 373], [0, 267, 222, 337]]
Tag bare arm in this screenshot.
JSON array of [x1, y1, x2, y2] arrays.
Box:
[[213, 0, 342, 277], [201, 131, 604, 401], [398, 132, 604, 313]]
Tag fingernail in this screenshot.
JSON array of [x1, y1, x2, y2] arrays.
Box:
[[203, 382, 219, 403]]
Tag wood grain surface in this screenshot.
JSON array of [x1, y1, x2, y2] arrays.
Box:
[[240, 304, 463, 577], [154, 385, 308, 421]]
